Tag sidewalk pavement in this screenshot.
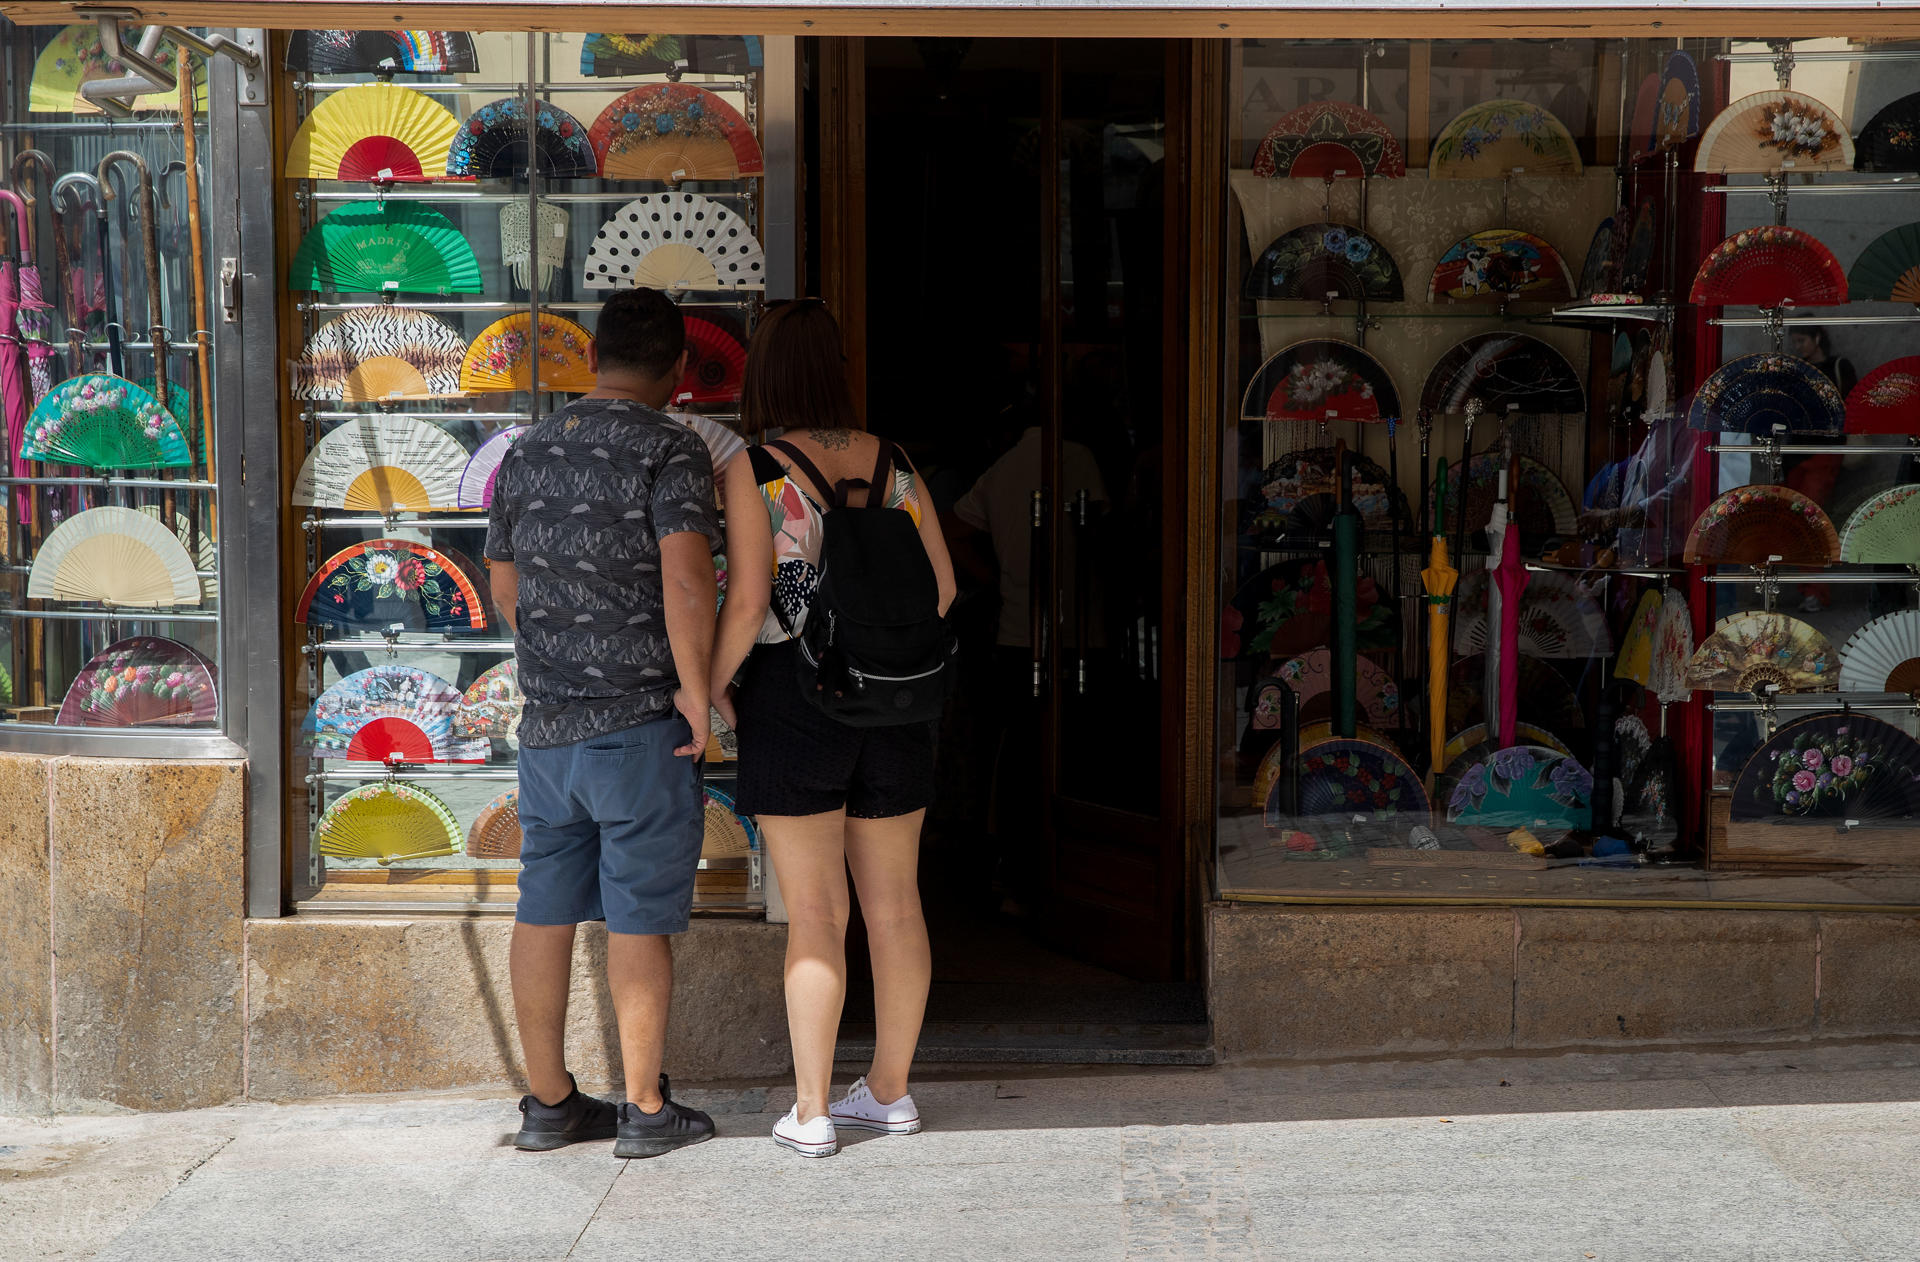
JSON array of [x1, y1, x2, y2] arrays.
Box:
[[8, 1041, 1920, 1261]]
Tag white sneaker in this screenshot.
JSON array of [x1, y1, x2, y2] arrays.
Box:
[[771, 1105, 838, 1157], [829, 1076, 922, 1135]]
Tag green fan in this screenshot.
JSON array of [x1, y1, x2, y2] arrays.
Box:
[[288, 201, 482, 295], [139, 377, 204, 461], [21, 375, 194, 470], [1848, 222, 1920, 303], [0, 661, 12, 707]]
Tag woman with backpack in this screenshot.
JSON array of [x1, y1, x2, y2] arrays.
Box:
[[710, 299, 959, 1157]]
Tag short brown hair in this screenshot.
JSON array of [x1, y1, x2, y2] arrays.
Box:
[[739, 299, 858, 439]]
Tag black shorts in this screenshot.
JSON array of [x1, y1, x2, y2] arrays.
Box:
[[732, 640, 935, 820]]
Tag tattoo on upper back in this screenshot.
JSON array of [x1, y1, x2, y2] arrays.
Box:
[[813, 428, 853, 451]]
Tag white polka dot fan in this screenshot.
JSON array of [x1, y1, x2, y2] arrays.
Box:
[[292, 415, 472, 512], [26, 506, 202, 607], [582, 192, 766, 291]]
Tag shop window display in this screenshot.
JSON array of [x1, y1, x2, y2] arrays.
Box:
[[1217, 36, 1920, 903]]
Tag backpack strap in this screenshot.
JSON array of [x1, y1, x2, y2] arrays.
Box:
[[865, 441, 896, 509], [764, 438, 841, 509]]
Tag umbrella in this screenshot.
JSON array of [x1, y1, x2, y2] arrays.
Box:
[[1482, 461, 1511, 745], [1492, 463, 1531, 749], [1330, 445, 1360, 738], [8, 151, 55, 406], [1421, 461, 1458, 790], [99, 152, 166, 403], [0, 190, 27, 522], [178, 46, 215, 490], [1452, 397, 1485, 564], [52, 173, 104, 375]]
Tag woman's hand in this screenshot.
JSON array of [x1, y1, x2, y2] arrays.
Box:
[[712, 680, 739, 732]]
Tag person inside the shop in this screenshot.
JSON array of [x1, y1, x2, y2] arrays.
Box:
[[709, 298, 959, 1158], [486, 286, 723, 1160]]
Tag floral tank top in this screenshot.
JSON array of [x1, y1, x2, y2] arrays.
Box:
[[748, 441, 923, 644]]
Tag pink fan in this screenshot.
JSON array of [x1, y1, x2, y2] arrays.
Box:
[[456, 426, 526, 509]]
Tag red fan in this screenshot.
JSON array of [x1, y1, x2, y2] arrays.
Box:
[[1683, 484, 1840, 566], [678, 316, 747, 405], [1847, 357, 1920, 435], [1689, 226, 1847, 307], [1251, 102, 1406, 179]]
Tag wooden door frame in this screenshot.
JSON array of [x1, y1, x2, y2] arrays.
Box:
[[814, 36, 868, 428]]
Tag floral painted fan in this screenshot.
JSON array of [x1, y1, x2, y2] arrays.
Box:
[[300, 664, 488, 763], [1650, 588, 1694, 704], [1441, 745, 1592, 837], [285, 31, 478, 74], [467, 790, 523, 860], [1223, 557, 1397, 661], [1840, 611, 1920, 695], [292, 307, 467, 401], [1428, 229, 1574, 303], [296, 539, 487, 633], [1686, 612, 1833, 693], [1250, 101, 1405, 179], [1239, 339, 1400, 423], [55, 636, 217, 728], [589, 84, 764, 181], [284, 83, 460, 183], [1443, 451, 1578, 544], [1273, 648, 1400, 726], [1847, 223, 1920, 304], [1732, 713, 1920, 824], [1685, 352, 1845, 437], [454, 660, 523, 740], [1452, 568, 1610, 660], [1688, 226, 1847, 307], [316, 781, 464, 866], [292, 416, 471, 512], [1420, 332, 1585, 418], [582, 192, 767, 290], [1244, 223, 1403, 302], [456, 426, 526, 508], [461, 314, 596, 394], [27, 506, 201, 607], [1846, 357, 1920, 435], [580, 33, 763, 77], [1251, 721, 1404, 813], [1276, 740, 1429, 843], [499, 202, 569, 294], [1649, 51, 1701, 153], [1429, 100, 1583, 179], [288, 201, 481, 295], [1683, 485, 1839, 566], [446, 97, 598, 179], [678, 316, 749, 405], [1615, 588, 1662, 686], [21, 374, 194, 469], [1840, 485, 1920, 564], [1855, 91, 1920, 173], [1243, 447, 1409, 539], [1696, 91, 1854, 173]]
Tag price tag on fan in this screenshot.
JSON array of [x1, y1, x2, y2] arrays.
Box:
[[553, 221, 567, 238], [1511, 166, 1526, 176], [382, 280, 399, 291], [1324, 410, 1339, 420], [376, 168, 395, 182], [1781, 159, 1797, 169]]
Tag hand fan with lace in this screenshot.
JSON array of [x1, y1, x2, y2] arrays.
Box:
[[582, 192, 766, 291], [454, 659, 524, 739], [1685, 351, 1845, 436], [456, 426, 526, 508], [1439, 745, 1591, 838], [467, 790, 522, 859], [316, 781, 464, 866], [1855, 91, 1920, 173], [1442, 451, 1579, 543], [1451, 569, 1609, 659], [285, 31, 478, 75], [1239, 339, 1400, 423], [55, 636, 217, 728], [297, 539, 486, 633], [27, 506, 201, 607], [292, 416, 471, 512], [291, 307, 467, 401], [675, 317, 748, 405], [461, 314, 596, 394], [301, 664, 487, 763], [1840, 485, 1920, 563], [1683, 485, 1839, 566], [1732, 713, 1920, 825], [704, 784, 760, 859], [1696, 90, 1854, 173], [1271, 647, 1400, 726], [1847, 222, 1920, 304], [288, 201, 481, 295], [1839, 611, 1920, 696], [499, 202, 569, 294], [1688, 226, 1847, 307], [1686, 612, 1833, 693], [1429, 100, 1583, 179], [21, 374, 193, 469], [284, 83, 461, 183], [580, 33, 763, 77], [1846, 357, 1920, 435], [1649, 588, 1694, 704], [1250, 101, 1405, 179], [446, 97, 598, 179], [1419, 332, 1585, 418], [1244, 223, 1403, 302], [589, 84, 764, 181], [1428, 229, 1574, 303], [1279, 741, 1429, 845]]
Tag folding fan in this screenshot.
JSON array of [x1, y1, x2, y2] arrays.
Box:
[[1839, 611, 1920, 695], [1846, 357, 1920, 435], [55, 636, 217, 728], [454, 660, 523, 739], [1428, 229, 1574, 303], [1244, 448, 1409, 539], [1650, 588, 1694, 704], [1447, 654, 1584, 735], [1615, 588, 1662, 686], [1683, 484, 1839, 566], [446, 97, 598, 180], [21, 375, 193, 469], [1621, 732, 1680, 850], [1451, 569, 1610, 659], [28, 25, 204, 115], [1440, 746, 1591, 835], [285, 31, 479, 75], [1697, 91, 1855, 174], [316, 781, 464, 866], [292, 307, 467, 401], [0, 663, 11, 708], [288, 201, 481, 295], [1253, 720, 1404, 811], [1731, 713, 1920, 824], [1239, 339, 1400, 423], [461, 314, 596, 394], [27, 506, 201, 607], [1443, 452, 1578, 544], [1847, 223, 1920, 304], [589, 84, 765, 181], [1686, 612, 1833, 693], [1224, 556, 1398, 661], [679, 317, 749, 405], [499, 202, 569, 293], [301, 664, 487, 763], [1855, 91, 1920, 173], [1243, 223, 1402, 303], [456, 426, 527, 509], [1279, 740, 1429, 839], [1420, 333, 1585, 418], [297, 539, 487, 633], [291, 416, 472, 511], [1429, 100, 1583, 179], [582, 192, 767, 291], [1444, 723, 1570, 768], [1577, 212, 1627, 298], [1688, 226, 1847, 308], [1650, 51, 1701, 152], [133, 506, 217, 603], [581, 33, 764, 77], [284, 83, 460, 183], [1840, 485, 1920, 563], [1273, 648, 1399, 726], [1250, 101, 1406, 179], [704, 785, 760, 859], [1685, 352, 1845, 437], [467, 790, 522, 859]]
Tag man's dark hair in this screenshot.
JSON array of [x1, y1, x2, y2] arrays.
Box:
[[593, 287, 686, 379]]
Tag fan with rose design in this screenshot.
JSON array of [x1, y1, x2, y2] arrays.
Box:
[[54, 636, 217, 728], [1239, 339, 1400, 423], [1244, 223, 1403, 302], [296, 539, 487, 634], [1732, 713, 1920, 826], [1847, 357, 1920, 435], [1683, 485, 1839, 566]]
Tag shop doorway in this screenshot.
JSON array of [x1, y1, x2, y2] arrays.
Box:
[[825, 37, 1204, 1048]]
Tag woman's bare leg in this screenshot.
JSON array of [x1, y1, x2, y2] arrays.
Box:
[[761, 809, 850, 1123], [844, 809, 930, 1104]]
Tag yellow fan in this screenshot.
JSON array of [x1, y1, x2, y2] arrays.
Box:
[[316, 781, 463, 866], [467, 790, 522, 859], [292, 416, 473, 512], [27, 506, 202, 607], [461, 314, 597, 394], [285, 83, 459, 182]]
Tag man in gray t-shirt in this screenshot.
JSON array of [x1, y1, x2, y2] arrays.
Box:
[[486, 288, 721, 1159]]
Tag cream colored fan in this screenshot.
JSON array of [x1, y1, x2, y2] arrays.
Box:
[[136, 506, 218, 602], [292, 416, 472, 512], [582, 193, 767, 292], [27, 506, 202, 607], [500, 202, 569, 293]]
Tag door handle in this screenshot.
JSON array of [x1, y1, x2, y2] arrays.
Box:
[[1072, 489, 1089, 696], [1029, 488, 1046, 699]]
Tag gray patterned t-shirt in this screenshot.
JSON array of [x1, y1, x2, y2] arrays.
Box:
[[483, 397, 719, 748]]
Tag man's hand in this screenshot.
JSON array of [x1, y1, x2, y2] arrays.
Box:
[[672, 687, 710, 758]]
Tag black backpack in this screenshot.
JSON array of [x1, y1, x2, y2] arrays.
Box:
[[765, 438, 958, 727]]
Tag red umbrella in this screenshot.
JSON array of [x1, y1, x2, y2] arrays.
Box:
[[1492, 498, 1530, 749], [0, 190, 28, 517], [8, 151, 56, 404]]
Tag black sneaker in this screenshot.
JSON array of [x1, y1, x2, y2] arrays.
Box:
[[614, 1074, 716, 1159], [514, 1073, 618, 1151]]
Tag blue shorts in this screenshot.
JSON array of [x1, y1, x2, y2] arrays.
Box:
[[514, 715, 704, 936]]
